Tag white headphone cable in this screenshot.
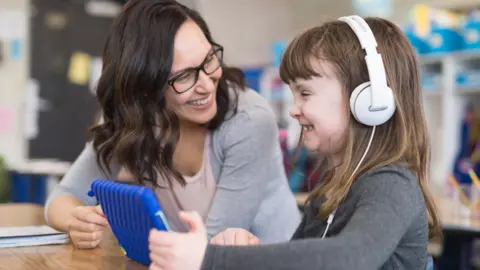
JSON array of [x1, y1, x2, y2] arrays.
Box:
[[322, 125, 376, 239]]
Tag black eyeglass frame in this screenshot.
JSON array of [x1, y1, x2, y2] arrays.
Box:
[[167, 43, 224, 94]]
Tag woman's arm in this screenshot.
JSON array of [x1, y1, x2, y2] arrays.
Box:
[[202, 170, 425, 270], [45, 142, 120, 231], [290, 214, 307, 239], [47, 195, 87, 232], [205, 106, 288, 238]]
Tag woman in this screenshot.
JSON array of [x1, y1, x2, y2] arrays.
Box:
[[44, 0, 301, 249]]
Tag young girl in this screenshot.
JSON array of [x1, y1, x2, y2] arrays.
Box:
[[148, 16, 441, 270], [44, 0, 301, 249]]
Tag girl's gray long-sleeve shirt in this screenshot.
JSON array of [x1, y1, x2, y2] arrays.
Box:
[[202, 166, 429, 270]]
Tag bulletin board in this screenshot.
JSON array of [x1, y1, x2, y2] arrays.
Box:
[[27, 0, 114, 162]]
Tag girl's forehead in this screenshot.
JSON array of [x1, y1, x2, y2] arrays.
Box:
[[309, 58, 336, 78]]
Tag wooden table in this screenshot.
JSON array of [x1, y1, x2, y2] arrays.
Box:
[[0, 204, 148, 270], [3, 194, 480, 269], [433, 195, 480, 235]]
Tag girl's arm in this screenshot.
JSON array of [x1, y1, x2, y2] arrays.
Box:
[[202, 170, 426, 270]]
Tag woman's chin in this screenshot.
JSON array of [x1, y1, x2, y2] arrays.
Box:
[[184, 107, 217, 126]]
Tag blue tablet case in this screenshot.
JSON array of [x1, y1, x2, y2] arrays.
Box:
[[88, 180, 170, 265]]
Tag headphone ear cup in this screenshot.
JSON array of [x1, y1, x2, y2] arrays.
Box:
[[350, 82, 371, 124], [350, 82, 396, 126]]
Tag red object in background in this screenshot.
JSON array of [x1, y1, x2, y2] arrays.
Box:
[[279, 129, 289, 176], [303, 158, 322, 192]]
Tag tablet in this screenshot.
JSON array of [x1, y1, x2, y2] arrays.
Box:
[[88, 180, 170, 265]]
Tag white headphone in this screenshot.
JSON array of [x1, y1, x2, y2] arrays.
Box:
[[338, 15, 396, 127], [321, 15, 395, 239]]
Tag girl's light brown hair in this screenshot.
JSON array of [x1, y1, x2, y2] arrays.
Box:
[[279, 17, 441, 239]]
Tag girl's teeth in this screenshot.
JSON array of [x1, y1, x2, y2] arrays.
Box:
[[303, 125, 313, 131]]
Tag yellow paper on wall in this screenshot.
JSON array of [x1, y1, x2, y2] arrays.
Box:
[[411, 4, 430, 38], [68, 52, 91, 85]]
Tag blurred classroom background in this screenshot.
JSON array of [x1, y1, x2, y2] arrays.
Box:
[[3, 0, 480, 268]]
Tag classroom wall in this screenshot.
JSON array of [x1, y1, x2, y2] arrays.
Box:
[[196, 0, 293, 67], [177, 0, 196, 9], [0, 0, 478, 167], [194, 0, 418, 67], [195, 0, 359, 67], [287, 1, 354, 36], [0, 0, 29, 167], [197, 0, 480, 67]]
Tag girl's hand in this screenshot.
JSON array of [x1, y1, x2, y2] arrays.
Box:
[[149, 211, 207, 270]]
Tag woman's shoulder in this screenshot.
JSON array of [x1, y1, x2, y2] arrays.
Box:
[[209, 88, 281, 159], [214, 87, 278, 136], [232, 87, 275, 117]]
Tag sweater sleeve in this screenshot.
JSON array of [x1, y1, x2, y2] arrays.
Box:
[[44, 142, 121, 221], [290, 214, 307, 239], [204, 107, 279, 239], [201, 170, 424, 270]]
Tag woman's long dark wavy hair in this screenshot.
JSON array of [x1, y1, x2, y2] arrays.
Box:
[[88, 0, 246, 187]]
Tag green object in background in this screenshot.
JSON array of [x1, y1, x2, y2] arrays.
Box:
[[0, 155, 10, 203]]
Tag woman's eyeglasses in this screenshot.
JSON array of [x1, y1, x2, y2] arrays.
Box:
[[167, 44, 224, 94]]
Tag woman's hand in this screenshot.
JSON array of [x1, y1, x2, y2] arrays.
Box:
[[210, 228, 260, 246], [66, 205, 108, 249], [149, 211, 207, 270]]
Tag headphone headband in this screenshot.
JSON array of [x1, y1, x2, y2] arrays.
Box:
[[338, 15, 389, 111]]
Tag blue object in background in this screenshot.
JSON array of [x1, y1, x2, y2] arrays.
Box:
[[243, 67, 264, 92], [457, 69, 480, 89], [352, 0, 393, 18], [427, 27, 464, 54], [404, 25, 430, 55], [11, 173, 30, 203], [11, 172, 47, 205], [10, 39, 22, 61], [462, 22, 480, 51], [452, 107, 475, 185], [32, 175, 47, 205], [272, 40, 287, 68], [426, 256, 434, 270], [461, 12, 480, 51], [288, 147, 309, 192], [403, 19, 464, 56]]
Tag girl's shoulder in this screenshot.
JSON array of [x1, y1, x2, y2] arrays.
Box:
[[351, 165, 424, 206], [353, 165, 418, 190]]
